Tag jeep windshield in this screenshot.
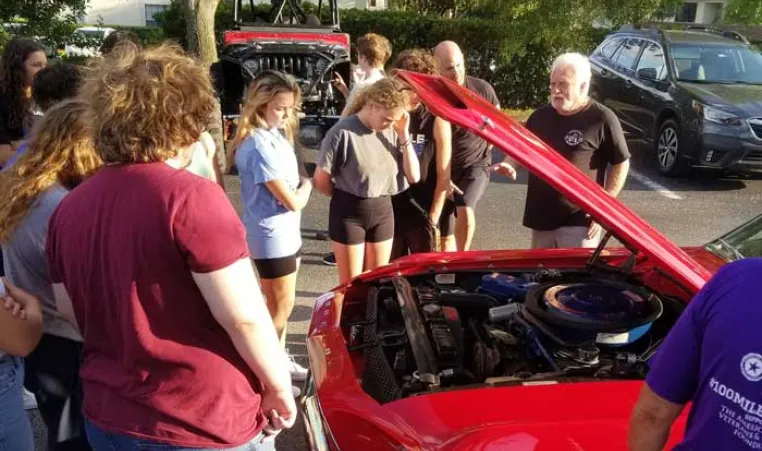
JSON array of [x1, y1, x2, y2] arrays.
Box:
[[671, 43, 762, 85], [706, 214, 762, 262]]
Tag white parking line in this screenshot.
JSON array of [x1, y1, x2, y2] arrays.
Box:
[[629, 169, 683, 200]]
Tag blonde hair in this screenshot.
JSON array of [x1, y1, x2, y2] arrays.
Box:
[[0, 99, 102, 243], [357, 33, 392, 68], [230, 71, 302, 166], [80, 43, 215, 164], [343, 77, 410, 117]]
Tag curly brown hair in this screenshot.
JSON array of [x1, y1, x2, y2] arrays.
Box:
[[391, 49, 439, 75], [343, 77, 409, 117], [0, 38, 46, 133], [356, 33, 392, 68], [80, 44, 215, 164], [0, 99, 102, 243]]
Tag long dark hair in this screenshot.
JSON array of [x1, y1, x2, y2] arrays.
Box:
[[0, 38, 46, 131]]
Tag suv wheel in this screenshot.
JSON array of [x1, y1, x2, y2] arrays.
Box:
[[656, 119, 689, 176]]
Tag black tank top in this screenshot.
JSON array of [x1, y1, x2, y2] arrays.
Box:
[[392, 106, 438, 221]]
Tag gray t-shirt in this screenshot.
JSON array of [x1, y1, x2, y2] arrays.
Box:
[[2, 184, 82, 342], [318, 115, 409, 198]]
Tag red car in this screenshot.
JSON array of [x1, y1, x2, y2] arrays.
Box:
[[300, 70, 746, 450]]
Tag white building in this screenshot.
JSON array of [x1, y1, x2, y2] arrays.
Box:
[[83, 0, 171, 27], [675, 0, 727, 24]]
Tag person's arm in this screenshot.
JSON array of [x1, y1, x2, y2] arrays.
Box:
[[429, 117, 452, 224], [629, 385, 685, 451], [265, 178, 312, 212], [0, 278, 43, 356], [628, 266, 718, 449], [314, 128, 342, 197], [605, 159, 629, 197], [192, 259, 291, 395], [604, 108, 631, 198], [313, 168, 333, 197], [395, 112, 420, 184]]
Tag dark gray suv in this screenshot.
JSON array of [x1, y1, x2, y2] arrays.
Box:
[[589, 26, 762, 176]]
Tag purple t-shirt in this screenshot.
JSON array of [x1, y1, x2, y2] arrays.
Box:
[[647, 258, 762, 450]]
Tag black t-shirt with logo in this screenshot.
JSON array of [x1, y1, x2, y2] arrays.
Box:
[[522, 100, 630, 231], [451, 76, 500, 173]]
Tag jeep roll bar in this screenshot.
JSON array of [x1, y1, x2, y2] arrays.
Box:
[[233, 0, 340, 30]]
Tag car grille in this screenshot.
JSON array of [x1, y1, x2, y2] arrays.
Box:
[[750, 118, 762, 140], [242, 54, 319, 81]]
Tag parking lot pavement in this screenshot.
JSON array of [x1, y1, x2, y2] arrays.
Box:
[[28, 139, 762, 450]]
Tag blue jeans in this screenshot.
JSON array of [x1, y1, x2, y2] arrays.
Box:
[[0, 355, 35, 451], [85, 420, 277, 451]]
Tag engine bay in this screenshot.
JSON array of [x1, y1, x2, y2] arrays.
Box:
[[346, 269, 679, 404]]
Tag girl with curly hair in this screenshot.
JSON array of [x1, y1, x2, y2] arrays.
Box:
[[45, 44, 295, 450], [0, 38, 47, 167], [0, 98, 100, 451], [314, 77, 420, 284], [390, 49, 453, 258]]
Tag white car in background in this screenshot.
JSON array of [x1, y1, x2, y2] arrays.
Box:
[[64, 26, 115, 57]]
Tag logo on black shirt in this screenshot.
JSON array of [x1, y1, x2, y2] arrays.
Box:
[[564, 130, 584, 147], [741, 353, 762, 382]]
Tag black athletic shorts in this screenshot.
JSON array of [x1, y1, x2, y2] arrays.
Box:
[[440, 165, 491, 236], [329, 189, 394, 245], [253, 248, 301, 279]]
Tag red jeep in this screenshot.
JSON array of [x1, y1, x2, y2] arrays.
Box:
[[216, 0, 352, 148]]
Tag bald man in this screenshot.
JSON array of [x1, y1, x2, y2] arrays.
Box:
[[434, 41, 511, 252]]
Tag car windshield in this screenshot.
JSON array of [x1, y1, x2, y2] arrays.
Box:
[[75, 29, 106, 39], [671, 43, 762, 84], [705, 214, 762, 262]]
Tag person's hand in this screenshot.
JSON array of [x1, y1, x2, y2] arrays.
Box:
[[260, 387, 297, 440], [332, 73, 348, 97], [1, 278, 41, 321], [587, 221, 602, 240], [490, 161, 517, 180], [395, 111, 411, 143]]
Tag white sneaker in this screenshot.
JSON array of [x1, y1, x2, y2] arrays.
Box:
[[292, 384, 302, 398], [287, 351, 308, 382], [23, 388, 37, 410]]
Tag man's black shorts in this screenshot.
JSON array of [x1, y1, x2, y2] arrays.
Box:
[[439, 165, 490, 236]]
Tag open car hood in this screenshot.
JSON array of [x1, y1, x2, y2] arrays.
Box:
[[395, 71, 711, 293]]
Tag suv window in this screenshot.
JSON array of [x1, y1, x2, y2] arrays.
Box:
[[671, 43, 762, 84], [598, 38, 623, 60], [636, 42, 667, 80], [613, 38, 643, 70]]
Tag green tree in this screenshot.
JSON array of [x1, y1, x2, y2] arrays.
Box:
[[0, 0, 89, 51], [723, 0, 762, 25]]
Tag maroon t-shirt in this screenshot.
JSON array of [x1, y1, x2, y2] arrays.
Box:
[[46, 163, 264, 447]]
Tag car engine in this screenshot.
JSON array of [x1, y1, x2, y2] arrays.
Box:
[[347, 270, 674, 404]]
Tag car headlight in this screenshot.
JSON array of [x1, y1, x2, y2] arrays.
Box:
[[692, 101, 743, 126]]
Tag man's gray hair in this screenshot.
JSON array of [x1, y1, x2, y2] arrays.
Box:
[[552, 52, 592, 84]]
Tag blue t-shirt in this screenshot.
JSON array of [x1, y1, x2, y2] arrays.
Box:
[[646, 258, 762, 450], [236, 128, 302, 259]]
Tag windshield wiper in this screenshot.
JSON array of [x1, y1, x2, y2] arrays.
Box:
[[710, 238, 745, 261]]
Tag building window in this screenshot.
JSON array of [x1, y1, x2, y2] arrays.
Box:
[[676, 2, 698, 22], [145, 4, 168, 27], [369, 0, 377, 6]]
